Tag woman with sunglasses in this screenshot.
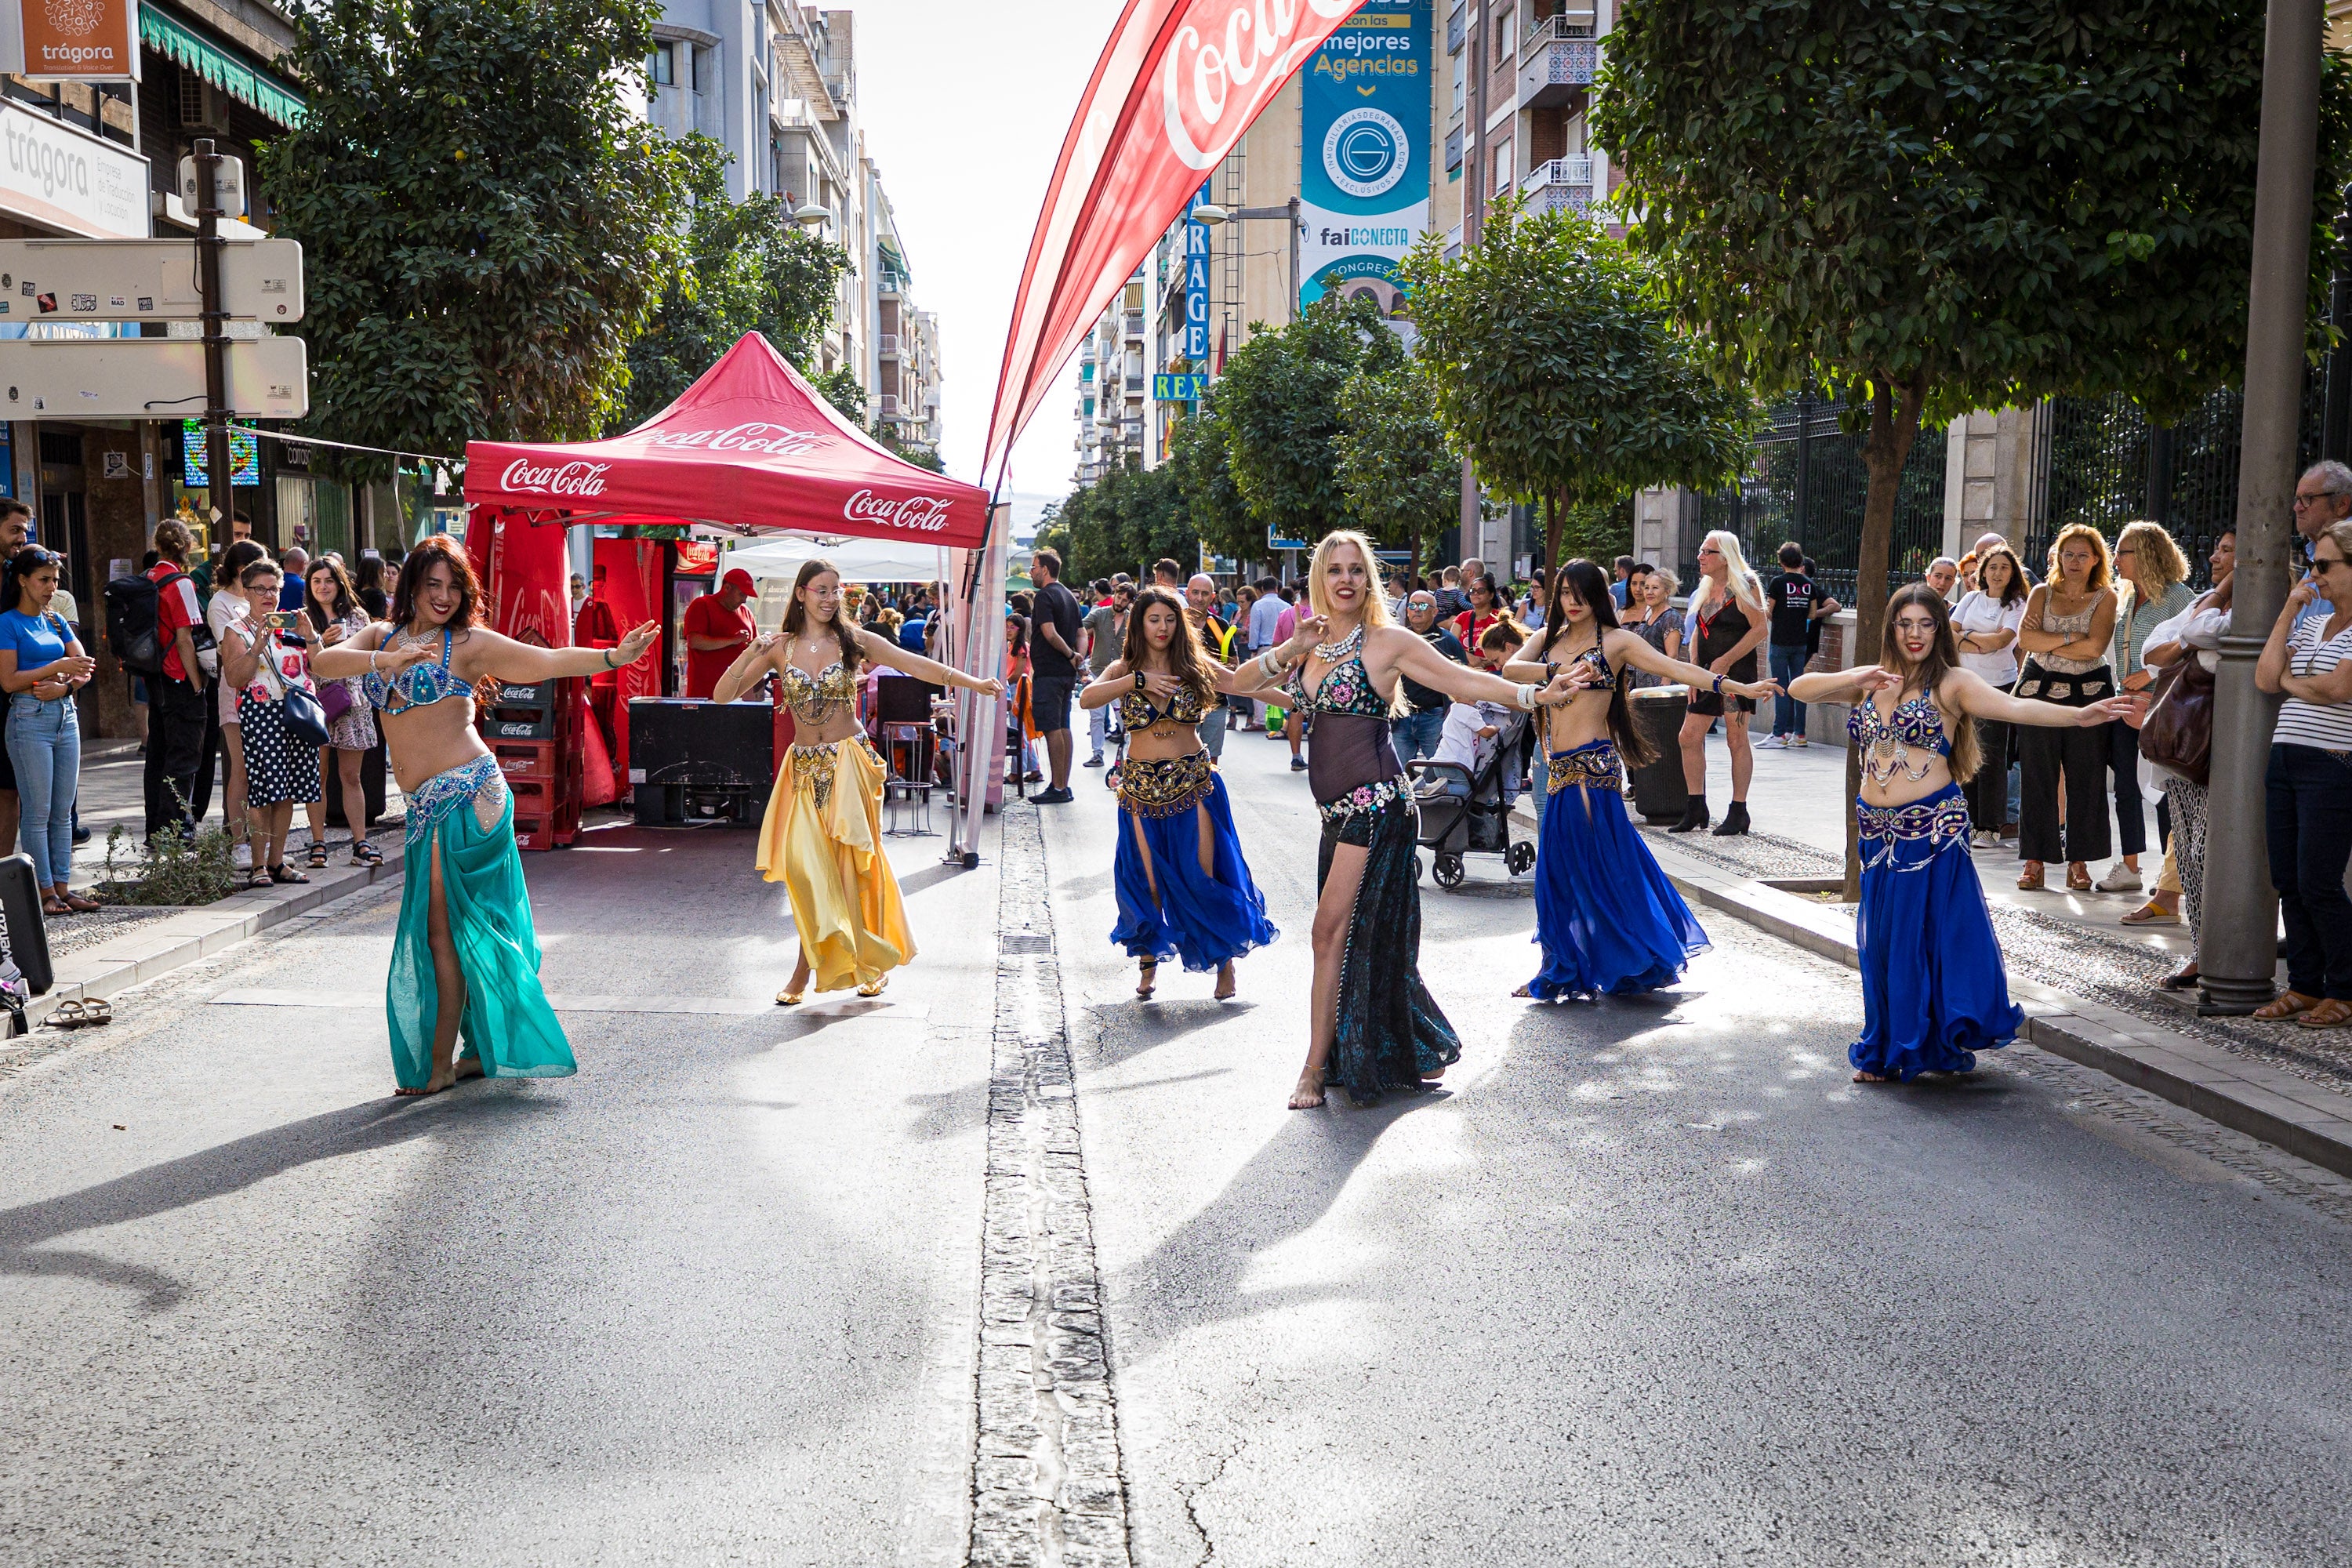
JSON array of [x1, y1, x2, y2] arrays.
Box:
[[0, 547, 96, 914]]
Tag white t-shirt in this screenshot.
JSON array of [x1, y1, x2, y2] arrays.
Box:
[[207, 591, 247, 718], [1433, 700, 1508, 776], [1950, 590, 2027, 686]]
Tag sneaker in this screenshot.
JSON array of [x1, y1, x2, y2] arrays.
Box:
[[1290, 757, 1308, 771], [1756, 734, 1788, 750], [1790, 735, 1810, 747], [1083, 756, 1105, 768], [1971, 829, 2001, 849], [2096, 863, 2143, 893], [1033, 786, 1074, 804]]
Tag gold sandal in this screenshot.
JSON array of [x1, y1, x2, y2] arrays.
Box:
[[856, 975, 888, 999], [776, 987, 805, 1007]]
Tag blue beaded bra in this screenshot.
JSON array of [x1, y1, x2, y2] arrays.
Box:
[[363, 627, 469, 717], [1846, 692, 1952, 757]]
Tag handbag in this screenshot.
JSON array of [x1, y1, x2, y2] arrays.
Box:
[[2138, 655, 2215, 786], [318, 677, 353, 724], [281, 683, 331, 746]]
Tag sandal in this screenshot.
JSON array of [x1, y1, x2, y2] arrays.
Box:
[[2253, 990, 2320, 1022], [350, 840, 383, 867], [2016, 862, 2045, 891], [39, 896, 71, 917], [307, 841, 329, 870], [2119, 901, 2180, 927], [60, 891, 99, 913], [247, 869, 275, 890], [1136, 960, 1156, 1000], [41, 1000, 86, 1030], [2066, 863, 2092, 891], [268, 864, 310, 885], [2159, 966, 2201, 992], [856, 975, 889, 999], [2297, 998, 2352, 1030], [79, 999, 111, 1028]]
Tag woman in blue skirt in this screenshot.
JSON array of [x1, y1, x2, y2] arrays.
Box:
[[1504, 559, 1781, 1001], [1791, 585, 2143, 1082], [1080, 586, 1278, 1000]]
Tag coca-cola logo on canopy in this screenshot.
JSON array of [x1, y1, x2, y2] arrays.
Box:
[[500, 459, 609, 498], [1163, 0, 1356, 171], [844, 488, 955, 533], [637, 423, 827, 456]]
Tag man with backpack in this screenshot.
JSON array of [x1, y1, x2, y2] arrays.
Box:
[[120, 520, 209, 841]]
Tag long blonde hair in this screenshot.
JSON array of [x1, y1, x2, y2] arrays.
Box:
[[2113, 520, 2188, 597], [1696, 529, 1766, 617], [1306, 530, 1398, 629]]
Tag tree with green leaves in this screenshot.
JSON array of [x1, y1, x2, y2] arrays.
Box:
[[260, 0, 697, 480], [1215, 293, 1405, 547], [1166, 401, 1254, 566], [1051, 460, 1199, 585], [620, 138, 851, 429], [1595, 0, 2352, 664], [1399, 201, 1755, 577], [1333, 361, 1461, 583]]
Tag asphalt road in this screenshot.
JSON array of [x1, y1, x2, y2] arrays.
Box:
[[7, 733, 2352, 1566], [0, 815, 996, 1566], [1047, 726, 2352, 1568]]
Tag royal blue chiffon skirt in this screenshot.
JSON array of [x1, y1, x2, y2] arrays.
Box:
[[1529, 741, 1709, 999], [1111, 756, 1278, 971], [1853, 784, 2023, 1080]]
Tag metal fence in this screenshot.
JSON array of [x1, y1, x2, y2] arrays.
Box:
[[1693, 395, 1947, 606]]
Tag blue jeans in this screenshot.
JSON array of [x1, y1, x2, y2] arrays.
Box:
[[1395, 708, 1444, 763], [1198, 702, 1229, 760], [1768, 644, 1810, 736], [9, 693, 78, 889], [2267, 743, 2352, 1000]]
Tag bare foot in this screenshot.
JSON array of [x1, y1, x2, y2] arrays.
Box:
[[397, 1065, 459, 1097], [1287, 1073, 1327, 1109], [1512, 984, 1533, 998], [1214, 962, 1236, 1001], [1421, 1067, 1446, 1082], [1137, 961, 1156, 1000], [454, 1056, 485, 1083], [1852, 1069, 1889, 1083]]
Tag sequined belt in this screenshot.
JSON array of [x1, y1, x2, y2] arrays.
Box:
[[405, 755, 503, 848], [1855, 789, 1971, 872], [1118, 750, 1213, 818], [1547, 741, 1624, 793], [1317, 773, 1408, 826], [790, 737, 880, 815]]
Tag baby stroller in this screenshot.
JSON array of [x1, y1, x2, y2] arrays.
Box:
[[1405, 709, 1537, 889]]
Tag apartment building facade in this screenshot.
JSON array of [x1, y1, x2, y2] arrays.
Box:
[[652, 2, 942, 452]]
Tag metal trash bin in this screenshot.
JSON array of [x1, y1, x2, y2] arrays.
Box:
[[1627, 685, 1690, 823]]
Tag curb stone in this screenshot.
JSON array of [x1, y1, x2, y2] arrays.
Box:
[[1508, 800, 2352, 1182], [25, 837, 407, 1029]]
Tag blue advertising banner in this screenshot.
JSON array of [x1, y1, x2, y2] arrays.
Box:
[[1298, 0, 1429, 315], [1181, 182, 1213, 367]]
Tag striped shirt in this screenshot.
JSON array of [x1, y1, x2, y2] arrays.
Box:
[[2276, 615, 2352, 750]]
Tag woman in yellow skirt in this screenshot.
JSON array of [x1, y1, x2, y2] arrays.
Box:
[[714, 560, 1004, 1004]]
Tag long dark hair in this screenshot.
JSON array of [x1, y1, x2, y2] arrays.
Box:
[[1879, 583, 1982, 780], [303, 555, 359, 633], [1974, 543, 2027, 608], [216, 539, 267, 597], [780, 558, 861, 670], [2, 546, 60, 619], [1534, 557, 1653, 768], [1120, 585, 1217, 707], [389, 534, 485, 631]]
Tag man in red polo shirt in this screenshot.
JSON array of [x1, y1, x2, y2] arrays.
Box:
[[683, 568, 760, 699], [142, 518, 209, 840]]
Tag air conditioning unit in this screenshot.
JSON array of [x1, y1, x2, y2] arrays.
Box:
[[178, 78, 230, 131]]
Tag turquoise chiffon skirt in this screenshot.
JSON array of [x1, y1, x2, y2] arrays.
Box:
[[387, 756, 575, 1091]]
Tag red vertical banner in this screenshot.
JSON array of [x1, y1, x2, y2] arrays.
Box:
[[591, 538, 663, 787], [470, 508, 573, 648]]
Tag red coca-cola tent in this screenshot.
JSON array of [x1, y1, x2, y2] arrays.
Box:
[[456, 332, 1002, 858], [464, 332, 989, 544]]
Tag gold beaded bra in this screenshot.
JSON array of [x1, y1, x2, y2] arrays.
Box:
[[777, 660, 858, 726]]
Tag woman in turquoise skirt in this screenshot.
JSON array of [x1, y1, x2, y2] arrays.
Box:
[[310, 536, 659, 1095]]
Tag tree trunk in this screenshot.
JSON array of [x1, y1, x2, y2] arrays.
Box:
[[1843, 377, 1929, 900]]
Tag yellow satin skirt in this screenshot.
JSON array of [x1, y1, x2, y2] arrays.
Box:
[[755, 735, 916, 992]]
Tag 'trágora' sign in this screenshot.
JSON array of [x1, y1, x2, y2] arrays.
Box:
[[9, 0, 140, 84], [499, 459, 610, 499], [633, 423, 827, 457], [844, 489, 955, 532], [0, 99, 147, 239]]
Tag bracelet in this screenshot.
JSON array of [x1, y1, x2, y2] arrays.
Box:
[[1517, 682, 1538, 712], [603, 648, 618, 669], [1133, 670, 1148, 691], [1712, 673, 1726, 695]]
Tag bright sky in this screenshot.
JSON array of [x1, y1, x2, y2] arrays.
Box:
[[847, 0, 1110, 510]]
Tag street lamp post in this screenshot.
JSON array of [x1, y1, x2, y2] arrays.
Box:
[[1187, 198, 1301, 324], [2199, 0, 2325, 1014]]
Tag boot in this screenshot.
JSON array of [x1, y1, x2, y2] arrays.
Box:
[[1669, 789, 1710, 833], [1712, 800, 1751, 837]]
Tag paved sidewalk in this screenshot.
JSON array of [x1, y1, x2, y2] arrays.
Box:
[[1515, 731, 2352, 1176]]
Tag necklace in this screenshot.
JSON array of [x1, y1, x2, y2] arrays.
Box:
[[1313, 622, 1364, 663]]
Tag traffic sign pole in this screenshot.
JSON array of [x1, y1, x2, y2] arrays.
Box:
[[195, 138, 230, 532]]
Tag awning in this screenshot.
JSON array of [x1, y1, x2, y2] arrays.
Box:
[[140, 3, 307, 129]]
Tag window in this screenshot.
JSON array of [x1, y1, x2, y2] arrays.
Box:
[[649, 42, 674, 85], [691, 45, 707, 94]]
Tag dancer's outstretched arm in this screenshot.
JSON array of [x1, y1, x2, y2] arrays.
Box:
[[854, 626, 1004, 695]]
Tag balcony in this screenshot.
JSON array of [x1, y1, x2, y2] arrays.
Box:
[[1123, 312, 1145, 339], [1125, 373, 1145, 394], [879, 394, 901, 419], [1445, 125, 1463, 173], [1520, 154, 1595, 215], [1446, 2, 1465, 54], [1519, 13, 1598, 109], [878, 333, 900, 359]]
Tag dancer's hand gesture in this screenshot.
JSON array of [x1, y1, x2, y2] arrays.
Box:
[[610, 621, 661, 667], [2077, 692, 2147, 727], [1282, 614, 1329, 663], [1727, 677, 1781, 702], [1139, 668, 1184, 702], [1847, 664, 1904, 695], [1536, 672, 1587, 706]]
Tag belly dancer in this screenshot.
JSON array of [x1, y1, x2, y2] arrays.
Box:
[[1790, 584, 2142, 1082], [1504, 558, 1780, 1000], [308, 535, 660, 1096], [1079, 586, 1277, 1000], [714, 559, 1004, 1005], [1225, 532, 1581, 1109]]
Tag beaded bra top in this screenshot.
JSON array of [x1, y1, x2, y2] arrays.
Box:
[[1848, 691, 1951, 788], [1118, 678, 1207, 731], [363, 627, 469, 716], [1285, 648, 1392, 720], [778, 660, 858, 726]]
